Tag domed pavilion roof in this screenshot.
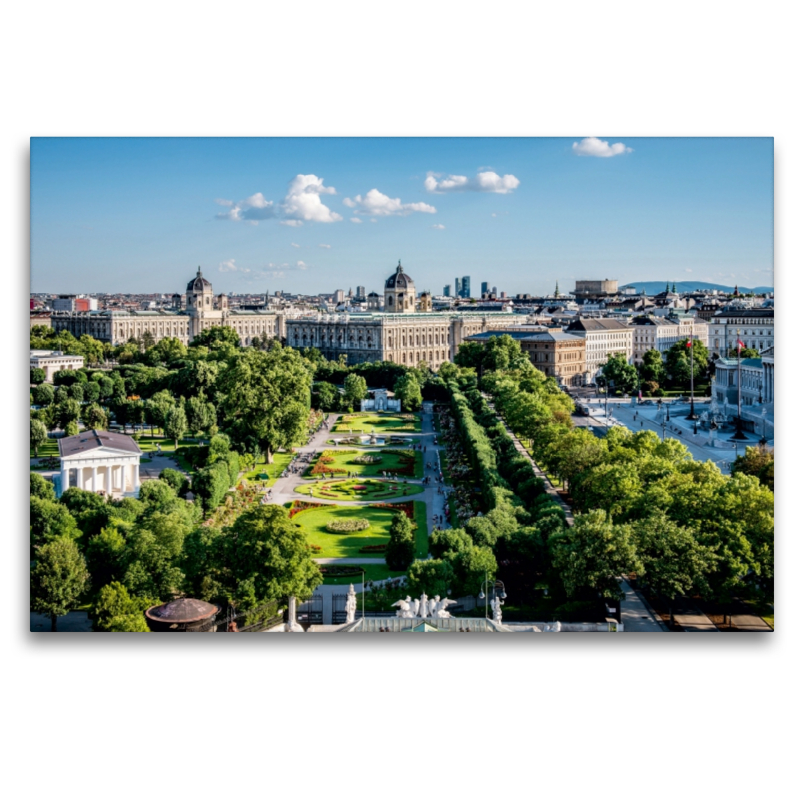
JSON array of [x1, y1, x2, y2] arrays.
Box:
[[145, 598, 220, 624], [187, 267, 213, 292], [384, 261, 414, 290]]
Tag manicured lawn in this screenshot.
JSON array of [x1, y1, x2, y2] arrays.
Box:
[[30, 438, 59, 459], [326, 435, 413, 447], [303, 449, 422, 479], [332, 412, 421, 434], [241, 451, 293, 487], [292, 500, 428, 559], [295, 478, 423, 501], [320, 564, 407, 586]]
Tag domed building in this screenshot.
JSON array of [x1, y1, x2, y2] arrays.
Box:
[[383, 261, 417, 313]]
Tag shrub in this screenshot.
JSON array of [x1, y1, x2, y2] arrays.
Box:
[[352, 455, 382, 464], [326, 518, 371, 533]]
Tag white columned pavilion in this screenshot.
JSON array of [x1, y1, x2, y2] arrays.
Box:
[[57, 430, 143, 498]]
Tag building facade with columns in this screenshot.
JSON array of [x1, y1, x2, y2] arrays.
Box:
[[50, 268, 285, 347], [30, 350, 85, 382], [57, 429, 142, 498], [707, 308, 774, 358], [629, 314, 710, 363], [286, 263, 520, 369]]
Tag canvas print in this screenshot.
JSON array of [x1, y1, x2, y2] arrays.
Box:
[[29, 137, 774, 633]]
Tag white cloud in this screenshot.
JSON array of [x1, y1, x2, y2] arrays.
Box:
[[318, 243, 331, 249], [282, 174, 342, 223], [491, 213, 497, 217], [291, 242, 300, 248], [431, 223, 445, 229], [296, 261, 308, 270], [370, 218, 377, 223], [685, 268, 693, 273], [218, 259, 249, 274], [572, 137, 632, 157], [424, 170, 520, 194], [213, 174, 342, 226], [350, 217, 362, 224], [344, 188, 437, 217]]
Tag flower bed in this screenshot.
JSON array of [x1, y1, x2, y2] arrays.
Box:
[[359, 543, 387, 553], [352, 455, 382, 464], [288, 500, 326, 518], [320, 565, 364, 578], [370, 501, 415, 520], [326, 518, 371, 533]]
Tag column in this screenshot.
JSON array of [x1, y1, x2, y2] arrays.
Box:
[[60, 466, 69, 497], [133, 461, 140, 489], [92, 466, 98, 492], [121, 463, 128, 493]]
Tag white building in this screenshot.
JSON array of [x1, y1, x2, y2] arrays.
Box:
[[711, 352, 774, 439], [565, 318, 634, 383], [360, 388, 401, 412], [30, 350, 85, 382], [629, 314, 710, 363], [708, 308, 774, 358], [57, 429, 142, 498]]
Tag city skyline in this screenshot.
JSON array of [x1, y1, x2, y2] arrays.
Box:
[[31, 137, 773, 296]]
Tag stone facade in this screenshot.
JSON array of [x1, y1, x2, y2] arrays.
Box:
[[30, 350, 85, 382], [708, 308, 774, 358], [630, 314, 710, 363]]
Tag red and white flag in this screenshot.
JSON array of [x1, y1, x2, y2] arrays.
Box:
[[686, 340, 692, 348], [737, 339, 745, 351]]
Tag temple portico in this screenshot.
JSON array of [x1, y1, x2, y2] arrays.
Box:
[[57, 430, 143, 498]]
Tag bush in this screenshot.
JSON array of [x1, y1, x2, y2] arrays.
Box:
[[352, 455, 382, 464], [326, 518, 371, 533]]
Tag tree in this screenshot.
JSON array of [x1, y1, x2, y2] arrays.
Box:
[[186, 392, 215, 438], [728, 346, 759, 359], [193, 461, 231, 512], [407, 559, 455, 597], [30, 367, 46, 385], [93, 581, 151, 632], [82, 381, 101, 404], [342, 373, 368, 410], [666, 338, 709, 387], [31, 537, 89, 631], [190, 325, 241, 349], [385, 511, 416, 571], [599, 353, 638, 394], [632, 511, 717, 623], [549, 510, 641, 601], [164, 405, 188, 449], [393, 373, 422, 411], [54, 398, 81, 431], [30, 471, 56, 501], [30, 418, 48, 457], [145, 389, 176, 436], [220, 504, 323, 608], [731, 445, 774, 491], [81, 403, 108, 431], [451, 545, 497, 597], [68, 383, 85, 402], [30, 496, 80, 555], [33, 383, 55, 407], [312, 381, 340, 411], [216, 345, 312, 463], [639, 348, 666, 385]]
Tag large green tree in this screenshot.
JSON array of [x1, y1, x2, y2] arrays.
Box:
[[164, 405, 188, 449], [93, 581, 152, 632], [216, 344, 312, 462], [30, 418, 48, 456], [342, 373, 368, 410], [393, 373, 422, 411], [666, 338, 709, 387], [30, 496, 80, 555], [639, 349, 666, 385], [385, 511, 415, 571], [31, 537, 89, 631], [599, 353, 638, 394]]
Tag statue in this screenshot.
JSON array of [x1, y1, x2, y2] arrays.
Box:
[[285, 596, 304, 633], [490, 595, 504, 624], [345, 584, 358, 624], [432, 597, 456, 618], [419, 592, 429, 618]]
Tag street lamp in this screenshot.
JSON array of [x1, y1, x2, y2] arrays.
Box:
[[478, 574, 507, 620]]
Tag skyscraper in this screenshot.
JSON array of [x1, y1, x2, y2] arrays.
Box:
[[356, 285, 366, 300], [443, 284, 451, 297], [481, 281, 489, 296], [454, 277, 462, 297], [461, 276, 471, 298]]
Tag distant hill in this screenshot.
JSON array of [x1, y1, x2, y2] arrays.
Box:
[[620, 281, 773, 295]]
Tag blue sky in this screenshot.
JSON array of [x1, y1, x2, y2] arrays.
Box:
[[30, 137, 774, 296]]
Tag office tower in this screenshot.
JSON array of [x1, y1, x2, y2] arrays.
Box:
[[443, 284, 451, 297], [334, 289, 345, 303], [461, 276, 471, 298], [481, 281, 489, 296], [356, 285, 366, 300], [455, 277, 462, 297]]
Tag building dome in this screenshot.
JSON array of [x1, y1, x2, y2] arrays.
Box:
[[384, 261, 414, 290], [187, 267, 213, 293], [145, 597, 221, 632]]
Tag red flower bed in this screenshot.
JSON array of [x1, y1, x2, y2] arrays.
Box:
[[288, 500, 325, 518], [370, 501, 415, 519]]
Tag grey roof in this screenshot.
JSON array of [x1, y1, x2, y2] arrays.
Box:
[[59, 429, 143, 457], [566, 318, 631, 332], [384, 262, 414, 290], [145, 598, 220, 624], [713, 308, 774, 319], [187, 267, 212, 292]]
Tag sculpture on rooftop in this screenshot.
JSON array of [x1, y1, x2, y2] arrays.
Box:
[[392, 594, 456, 618]]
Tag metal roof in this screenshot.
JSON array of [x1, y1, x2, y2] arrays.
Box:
[[58, 429, 143, 457]]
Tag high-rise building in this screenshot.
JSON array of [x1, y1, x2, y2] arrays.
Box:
[[460, 276, 471, 299], [481, 281, 489, 296], [334, 289, 345, 304], [356, 285, 366, 300], [443, 284, 451, 297], [455, 278, 462, 297]]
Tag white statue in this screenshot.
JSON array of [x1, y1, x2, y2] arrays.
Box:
[[419, 592, 429, 618], [409, 597, 420, 617], [285, 596, 304, 633], [490, 595, 504, 624], [392, 597, 410, 617], [345, 584, 358, 624], [433, 598, 456, 618]]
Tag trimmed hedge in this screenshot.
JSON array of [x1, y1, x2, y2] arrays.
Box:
[[325, 518, 371, 533]]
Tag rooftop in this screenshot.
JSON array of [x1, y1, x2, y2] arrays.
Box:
[[59, 429, 143, 458]]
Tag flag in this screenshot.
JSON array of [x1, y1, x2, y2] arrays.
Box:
[[737, 339, 745, 351], [686, 340, 692, 348]]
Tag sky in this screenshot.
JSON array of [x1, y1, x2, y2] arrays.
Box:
[[30, 137, 774, 296]]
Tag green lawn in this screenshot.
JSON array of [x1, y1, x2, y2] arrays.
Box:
[[295, 477, 423, 501], [332, 412, 422, 434], [326, 436, 413, 447], [320, 564, 407, 586], [30, 438, 60, 459], [241, 451, 293, 487], [303, 449, 422, 479], [292, 501, 428, 559]]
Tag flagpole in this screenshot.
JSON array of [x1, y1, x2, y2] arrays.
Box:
[[687, 319, 698, 420], [732, 326, 747, 440]]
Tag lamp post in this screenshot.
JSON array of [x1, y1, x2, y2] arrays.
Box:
[[478, 573, 506, 620], [687, 321, 698, 420], [360, 568, 366, 621]]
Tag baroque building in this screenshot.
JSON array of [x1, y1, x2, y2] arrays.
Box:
[[286, 262, 519, 369], [51, 268, 285, 346]]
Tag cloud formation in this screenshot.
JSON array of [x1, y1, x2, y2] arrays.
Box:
[[291, 242, 300, 248], [218, 258, 249, 273], [431, 223, 445, 229], [572, 137, 632, 157], [344, 188, 436, 217], [350, 217, 362, 224], [214, 174, 342, 225], [318, 243, 331, 249], [424, 170, 520, 194]]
